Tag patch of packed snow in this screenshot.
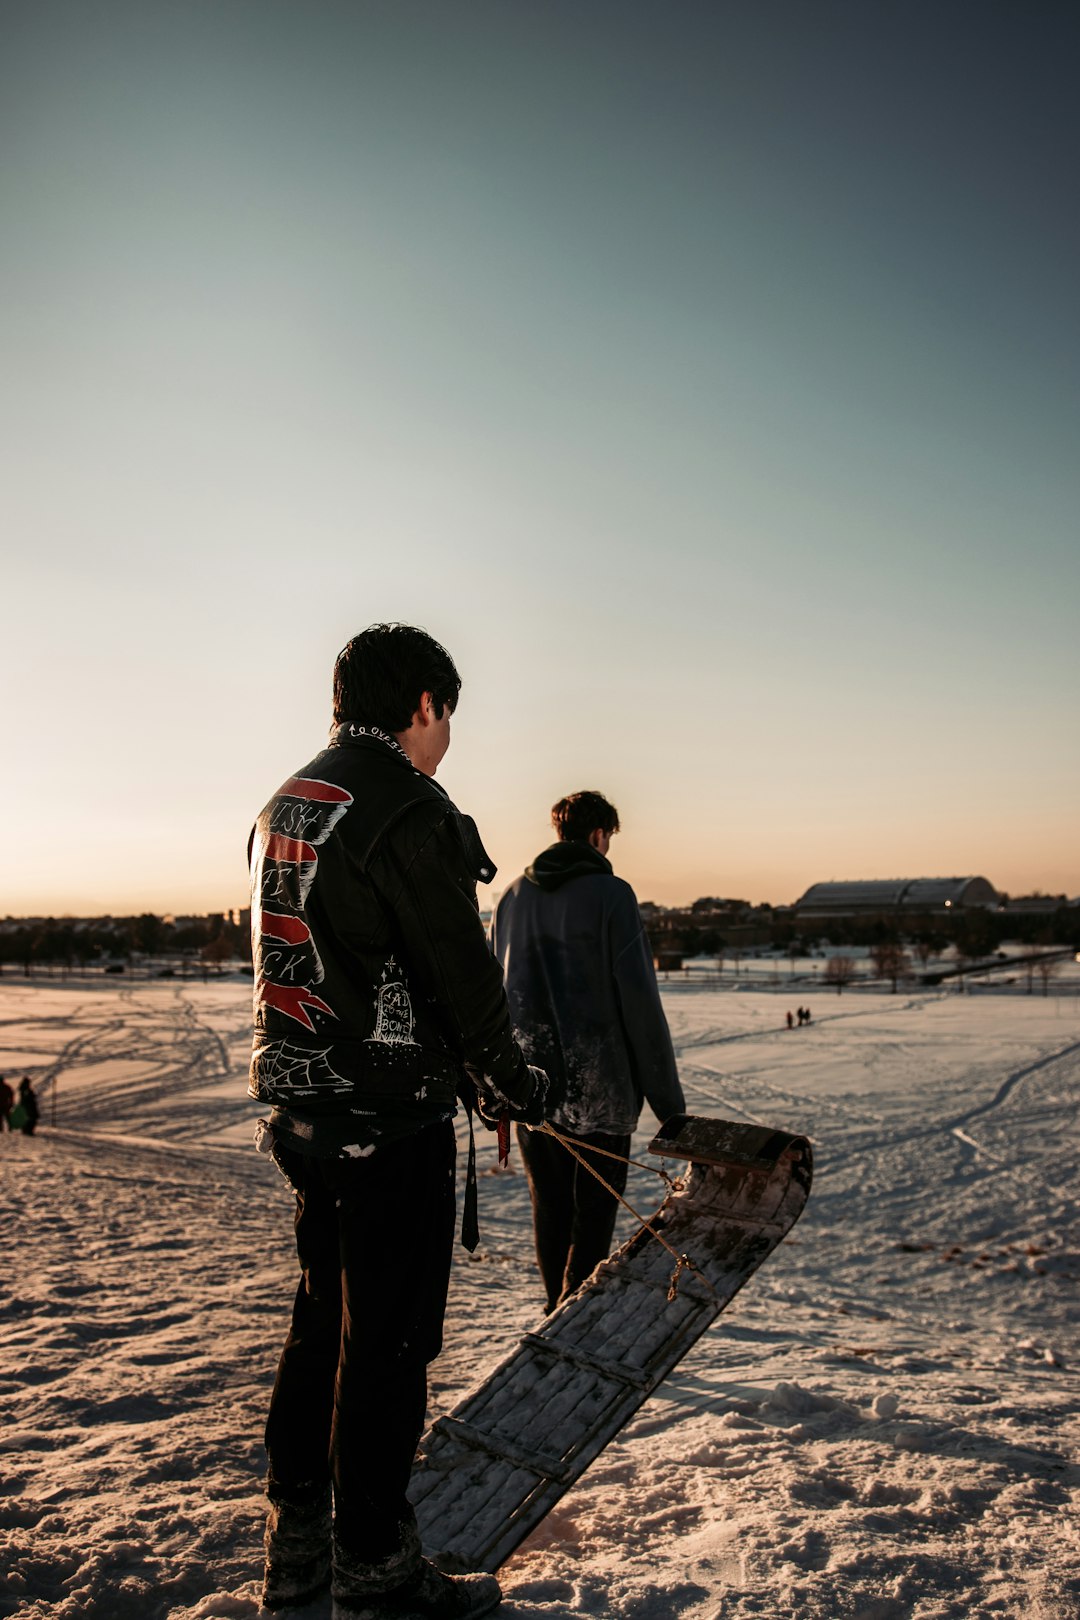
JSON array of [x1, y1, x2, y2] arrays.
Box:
[[1, 979, 1078, 1618]]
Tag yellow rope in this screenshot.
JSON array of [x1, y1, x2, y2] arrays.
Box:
[[535, 1122, 717, 1301]]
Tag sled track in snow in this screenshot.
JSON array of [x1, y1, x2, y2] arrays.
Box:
[[47, 1124, 270, 1197], [944, 1043, 1080, 1217], [668, 994, 944, 1056], [672, 1064, 778, 1130], [15, 986, 250, 1138], [950, 1039, 1080, 1133], [681, 1055, 890, 1135], [805, 1039, 1080, 1170]]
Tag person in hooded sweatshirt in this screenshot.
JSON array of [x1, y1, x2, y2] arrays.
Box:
[[491, 790, 685, 1313]]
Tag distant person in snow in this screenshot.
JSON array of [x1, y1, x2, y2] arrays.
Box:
[[0, 1076, 13, 1131], [491, 790, 685, 1314], [786, 1010, 794, 1030], [16, 1077, 38, 1135], [248, 623, 546, 1620]]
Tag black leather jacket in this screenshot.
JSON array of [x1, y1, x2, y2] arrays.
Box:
[[248, 724, 532, 1151]]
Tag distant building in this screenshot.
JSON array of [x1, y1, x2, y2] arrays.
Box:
[[1001, 894, 1077, 917], [653, 950, 685, 972], [794, 877, 1000, 921]]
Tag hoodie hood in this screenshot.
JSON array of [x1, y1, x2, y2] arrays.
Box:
[[524, 840, 613, 892]]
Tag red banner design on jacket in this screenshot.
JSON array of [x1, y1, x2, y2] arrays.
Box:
[[252, 774, 355, 1033], [260, 910, 312, 947], [257, 980, 335, 1033], [264, 833, 317, 866], [279, 776, 352, 804]]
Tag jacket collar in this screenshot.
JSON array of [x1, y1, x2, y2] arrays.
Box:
[[329, 721, 454, 807], [328, 720, 494, 883], [329, 721, 413, 767]]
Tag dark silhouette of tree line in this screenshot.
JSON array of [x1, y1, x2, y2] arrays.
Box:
[[642, 895, 1077, 996], [643, 897, 1076, 962], [0, 913, 253, 976]]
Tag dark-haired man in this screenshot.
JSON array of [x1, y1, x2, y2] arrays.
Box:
[[249, 623, 545, 1620], [491, 791, 684, 1314]]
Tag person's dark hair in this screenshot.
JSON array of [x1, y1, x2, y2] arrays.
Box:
[[551, 791, 620, 844], [333, 624, 461, 732]]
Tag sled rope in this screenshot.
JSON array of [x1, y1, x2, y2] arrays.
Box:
[[537, 1127, 687, 1193], [537, 1122, 717, 1301]]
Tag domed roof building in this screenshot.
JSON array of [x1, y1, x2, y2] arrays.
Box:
[[794, 877, 999, 919]]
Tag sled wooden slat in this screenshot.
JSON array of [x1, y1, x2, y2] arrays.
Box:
[[410, 1114, 812, 1574], [434, 1415, 573, 1484], [523, 1332, 655, 1390]]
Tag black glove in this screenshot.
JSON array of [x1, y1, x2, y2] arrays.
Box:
[[475, 1065, 549, 1129]]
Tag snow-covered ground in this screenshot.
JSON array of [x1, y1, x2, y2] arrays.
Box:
[[1, 979, 1077, 1619]]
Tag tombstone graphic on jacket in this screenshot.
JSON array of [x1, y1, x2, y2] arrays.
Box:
[[373, 959, 417, 1045]]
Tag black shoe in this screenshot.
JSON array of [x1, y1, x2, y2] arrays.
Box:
[[332, 1560, 501, 1619], [262, 1489, 333, 1611], [332, 1526, 500, 1619]]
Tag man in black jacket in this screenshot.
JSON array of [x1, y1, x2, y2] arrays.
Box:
[[491, 791, 684, 1314], [249, 623, 544, 1620]]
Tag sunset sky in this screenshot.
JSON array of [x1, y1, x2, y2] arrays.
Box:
[[2, 1, 1078, 915]]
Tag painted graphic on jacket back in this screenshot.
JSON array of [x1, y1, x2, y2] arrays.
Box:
[[251, 775, 352, 1033]]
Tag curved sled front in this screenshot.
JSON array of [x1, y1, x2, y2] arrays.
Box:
[[410, 1115, 812, 1573]]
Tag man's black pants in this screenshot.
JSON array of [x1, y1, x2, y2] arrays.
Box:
[[516, 1124, 631, 1313], [265, 1119, 457, 1563]]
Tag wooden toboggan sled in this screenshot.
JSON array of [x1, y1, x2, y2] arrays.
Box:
[[409, 1114, 813, 1572]]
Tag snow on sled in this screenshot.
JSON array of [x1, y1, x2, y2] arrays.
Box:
[[410, 1113, 812, 1573]]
